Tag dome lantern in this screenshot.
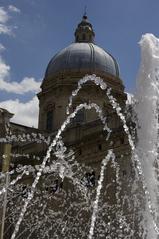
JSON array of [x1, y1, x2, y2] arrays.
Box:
[[74, 14, 95, 43]]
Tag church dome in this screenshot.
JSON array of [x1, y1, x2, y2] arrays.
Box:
[[45, 15, 120, 79], [45, 43, 119, 78]]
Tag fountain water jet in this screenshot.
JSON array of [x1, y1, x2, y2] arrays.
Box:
[[10, 102, 112, 239], [6, 69, 159, 238], [66, 70, 159, 237], [1, 33, 159, 239], [88, 150, 115, 239], [135, 33, 159, 238]]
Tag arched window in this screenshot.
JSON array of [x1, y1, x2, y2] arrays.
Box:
[[72, 108, 85, 124], [46, 110, 53, 131], [71, 101, 85, 124], [75, 109, 85, 123], [98, 144, 102, 151], [82, 33, 86, 41]]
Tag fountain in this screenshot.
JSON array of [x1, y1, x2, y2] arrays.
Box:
[[0, 33, 159, 239]]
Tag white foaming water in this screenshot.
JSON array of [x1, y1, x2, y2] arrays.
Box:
[[10, 72, 159, 238], [135, 34, 159, 238], [88, 150, 114, 239], [2, 34, 159, 238], [10, 102, 112, 239], [67, 73, 159, 237]]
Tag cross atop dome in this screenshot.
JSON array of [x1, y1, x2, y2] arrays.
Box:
[[74, 14, 95, 43]]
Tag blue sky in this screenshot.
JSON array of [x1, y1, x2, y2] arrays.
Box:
[[0, 0, 159, 126]]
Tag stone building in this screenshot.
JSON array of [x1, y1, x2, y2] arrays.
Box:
[[0, 15, 143, 238]]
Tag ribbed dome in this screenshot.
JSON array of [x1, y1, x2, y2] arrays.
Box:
[[45, 42, 120, 78]]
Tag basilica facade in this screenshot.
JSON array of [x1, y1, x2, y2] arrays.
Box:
[[0, 15, 143, 238]]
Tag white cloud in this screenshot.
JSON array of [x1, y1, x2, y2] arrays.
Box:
[[0, 55, 40, 127], [0, 55, 41, 94], [0, 7, 9, 24], [0, 76, 41, 94], [0, 5, 39, 127], [0, 24, 11, 35], [0, 43, 5, 52], [0, 97, 39, 128], [0, 7, 11, 35], [8, 5, 21, 14], [0, 7, 39, 95], [0, 56, 10, 78]]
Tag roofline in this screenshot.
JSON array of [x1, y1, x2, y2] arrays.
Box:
[[10, 121, 38, 130]]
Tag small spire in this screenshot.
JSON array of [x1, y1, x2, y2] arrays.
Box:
[[84, 5, 87, 17], [82, 6, 88, 21]]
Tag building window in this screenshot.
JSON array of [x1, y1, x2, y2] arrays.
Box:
[[120, 137, 125, 144], [72, 108, 85, 124], [82, 34, 86, 41], [98, 144, 102, 151], [76, 109, 85, 123], [46, 110, 53, 131], [122, 170, 127, 176]]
